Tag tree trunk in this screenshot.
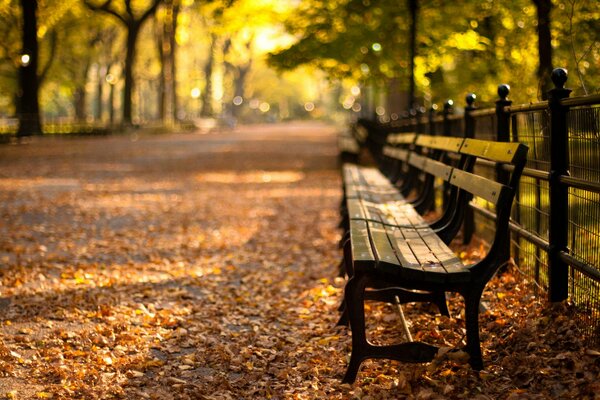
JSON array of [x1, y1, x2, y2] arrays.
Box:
[[74, 61, 90, 122], [156, 1, 179, 124], [407, 0, 418, 110], [96, 65, 105, 121], [534, 0, 553, 100], [17, 0, 42, 136], [123, 24, 139, 126], [201, 34, 216, 117], [156, 18, 166, 121], [232, 64, 250, 119], [170, 3, 179, 122], [108, 65, 116, 126], [83, 0, 162, 126], [75, 87, 87, 122]]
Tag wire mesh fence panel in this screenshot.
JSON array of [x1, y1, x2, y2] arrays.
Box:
[[446, 114, 464, 137], [361, 90, 600, 346], [510, 110, 551, 289], [474, 113, 496, 140], [431, 117, 444, 135], [472, 112, 498, 245], [567, 104, 600, 346]]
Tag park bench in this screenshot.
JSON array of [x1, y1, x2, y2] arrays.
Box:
[[337, 121, 368, 164], [337, 131, 528, 383]]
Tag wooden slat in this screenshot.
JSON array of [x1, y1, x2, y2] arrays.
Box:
[[422, 159, 453, 180], [383, 146, 409, 161], [355, 124, 368, 141], [350, 220, 375, 266], [368, 221, 400, 266], [339, 136, 360, 153], [460, 138, 528, 164], [450, 169, 508, 204], [385, 225, 469, 283], [407, 152, 427, 169], [416, 135, 464, 153], [386, 202, 429, 228], [347, 198, 366, 219], [387, 132, 417, 145]]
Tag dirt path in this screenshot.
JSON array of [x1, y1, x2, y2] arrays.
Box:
[[0, 123, 598, 399]]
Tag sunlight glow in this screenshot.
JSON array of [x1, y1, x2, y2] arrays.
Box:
[[259, 102, 271, 112], [254, 27, 296, 54], [20, 54, 30, 66], [196, 171, 305, 184]]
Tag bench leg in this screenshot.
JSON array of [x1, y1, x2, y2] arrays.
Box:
[[463, 288, 485, 370], [433, 291, 450, 317], [342, 275, 369, 383], [337, 233, 351, 277], [336, 306, 349, 327], [342, 274, 439, 384], [338, 217, 349, 247], [336, 240, 354, 327]]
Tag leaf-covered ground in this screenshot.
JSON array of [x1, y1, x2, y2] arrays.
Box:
[[0, 123, 598, 399]]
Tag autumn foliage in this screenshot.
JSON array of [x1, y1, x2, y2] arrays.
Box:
[[0, 124, 598, 399]]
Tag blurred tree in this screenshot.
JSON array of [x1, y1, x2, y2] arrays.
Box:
[[83, 0, 163, 126], [270, 0, 598, 109], [17, 0, 42, 136], [200, 32, 216, 117], [533, 0, 553, 99], [407, 0, 418, 110], [156, 0, 180, 123], [218, 0, 286, 118], [0, 1, 21, 117]]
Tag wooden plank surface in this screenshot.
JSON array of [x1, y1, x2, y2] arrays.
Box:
[[450, 169, 508, 204], [461, 138, 527, 164]]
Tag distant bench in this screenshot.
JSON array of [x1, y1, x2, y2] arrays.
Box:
[[337, 122, 368, 164], [337, 131, 528, 383]]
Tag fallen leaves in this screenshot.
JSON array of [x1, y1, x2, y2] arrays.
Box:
[[0, 126, 598, 399]]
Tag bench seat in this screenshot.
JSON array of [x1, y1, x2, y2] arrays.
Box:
[[339, 134, 529, 384]]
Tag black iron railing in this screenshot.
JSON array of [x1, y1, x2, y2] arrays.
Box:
[[360, 68, 600, 346]]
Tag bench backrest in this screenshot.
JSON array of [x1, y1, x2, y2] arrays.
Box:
[[379, 133, 528, 247]]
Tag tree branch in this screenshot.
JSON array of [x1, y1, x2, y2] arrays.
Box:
[[139, 0, 163, 25], [567, 0, 588, 94], [83, 0, 128, 24], [38, 29, 58, 86], [124, 0, 133, 17]]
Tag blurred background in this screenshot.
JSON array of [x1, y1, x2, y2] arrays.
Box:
[[1, 0, 598, 134]]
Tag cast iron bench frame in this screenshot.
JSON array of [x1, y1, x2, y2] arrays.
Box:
[[338, 133, 528, 383]]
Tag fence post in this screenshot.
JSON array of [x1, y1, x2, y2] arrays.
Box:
[[463, 93, 476, 243], [495, 84, 514, 263], [548, 68, 572, 302], [443, 100, 453, 135], [428, 105, 437, 135], [441, 101, 453, 210]]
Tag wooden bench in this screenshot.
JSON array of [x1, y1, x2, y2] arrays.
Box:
[[338, 133, 528, 383], [338, 122, 368, 164]]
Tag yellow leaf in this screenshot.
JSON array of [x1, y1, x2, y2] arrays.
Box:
[[36, 392, 54, 399]]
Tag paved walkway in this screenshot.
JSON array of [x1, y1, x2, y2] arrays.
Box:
[[0, 123, 350, 399]]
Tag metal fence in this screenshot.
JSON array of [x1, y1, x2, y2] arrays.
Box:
[[363, 69, 600, 346]]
